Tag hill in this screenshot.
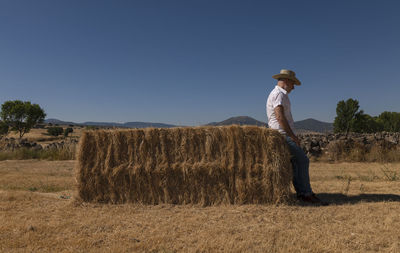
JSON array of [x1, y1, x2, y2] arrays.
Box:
[[82, 121, 176, 128], [44, 119, 176, 128], [44, 117, 333, 133], [45, 118, 77, 126], [206, 116, 333, 133], [122, 122, 176, 128], [294, 118, 333, 133], [207, 116, 267, 127]]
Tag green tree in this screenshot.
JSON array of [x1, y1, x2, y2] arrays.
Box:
[[378, 111, 400, 132], [63, 127, 73, 137], [0, 121, 9, 138], [1, 100, 46, 138], [352, 113, 383, 133], [333, 98, 362, 134], [47, 127, 64, 136]]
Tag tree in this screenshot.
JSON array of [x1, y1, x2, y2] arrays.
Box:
[[352, 113, 383, 133], [378, 111, 400, 132], [64, 127, 73, 137], [1, 100, 46, 138], [333, 98, 362, 134], [0, 121, 9, 138], [47, 127, 64, 136]]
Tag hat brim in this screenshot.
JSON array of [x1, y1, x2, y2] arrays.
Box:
[[272, 74, 301, 85]]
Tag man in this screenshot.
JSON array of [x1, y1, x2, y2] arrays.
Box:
[[266, 69, 328, 205]]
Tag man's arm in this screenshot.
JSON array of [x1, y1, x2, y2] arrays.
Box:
[[274, 105, 301, 146]]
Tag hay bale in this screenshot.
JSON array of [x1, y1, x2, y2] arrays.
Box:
[[75, 125, 292, 205]]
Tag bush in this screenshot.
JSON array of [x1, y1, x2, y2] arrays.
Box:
[[64, 127, 73, 137], [0, 121, 9, 137], [47, 127, 63, 136]]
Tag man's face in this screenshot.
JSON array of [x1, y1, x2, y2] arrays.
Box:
[[284, 79, 295, 93]]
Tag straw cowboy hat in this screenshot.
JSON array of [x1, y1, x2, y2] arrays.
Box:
[[272, 69, 301, 85]]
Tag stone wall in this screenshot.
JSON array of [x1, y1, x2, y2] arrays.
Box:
[[298, 132, 400, 158], [0, 138, 79, 152]]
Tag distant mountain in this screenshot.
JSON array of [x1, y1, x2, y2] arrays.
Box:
[[44, 116, 333, 133], [207, 116, 267, 127], [294, 118, 333, 133], [45, 118, 77, 126], [206, 116, 333, 133], [82, 121, 176, 128], [81, 122, 121, 127], [122, 122, 176, 128], [44, 119, 176, 128]]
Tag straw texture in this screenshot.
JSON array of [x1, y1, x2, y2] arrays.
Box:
[[76, 125, 292, 205]]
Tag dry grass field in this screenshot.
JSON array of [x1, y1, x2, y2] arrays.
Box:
[[6, 127, 84, 144], [1, 160, 400, 252]]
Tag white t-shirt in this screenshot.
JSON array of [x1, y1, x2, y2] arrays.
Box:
[[266, 85, 295, 135]]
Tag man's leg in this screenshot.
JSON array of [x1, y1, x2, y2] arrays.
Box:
[[286, 136, 329, 205], [285, 136, 312, 196]]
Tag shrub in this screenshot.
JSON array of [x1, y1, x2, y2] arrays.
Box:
[[64, 127, 73, 137], [0, 121, 9, 138], [47, 127, 63, 136]]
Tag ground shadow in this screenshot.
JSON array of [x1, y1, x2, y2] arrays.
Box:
[[315, 193, 400, 205]]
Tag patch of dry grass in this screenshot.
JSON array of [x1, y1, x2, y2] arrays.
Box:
[[1, 161, 400, 252], [0, 147, 76, 161], [5, 127, 83, 144], [323, 140, 400, 163], [0, 160, 75, 192], [310, 162, 400, 196]]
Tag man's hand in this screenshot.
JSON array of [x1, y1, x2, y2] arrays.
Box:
[[274, 105, 301, 146], [292, 136, 301, 147]]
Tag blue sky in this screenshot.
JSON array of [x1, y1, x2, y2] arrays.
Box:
[[1, 0, 399, 125]]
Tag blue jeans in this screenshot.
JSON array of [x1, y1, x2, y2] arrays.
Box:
[[286, 136, 313, 196]]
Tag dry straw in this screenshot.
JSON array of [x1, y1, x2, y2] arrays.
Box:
[[75, 125, 292, 205]]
